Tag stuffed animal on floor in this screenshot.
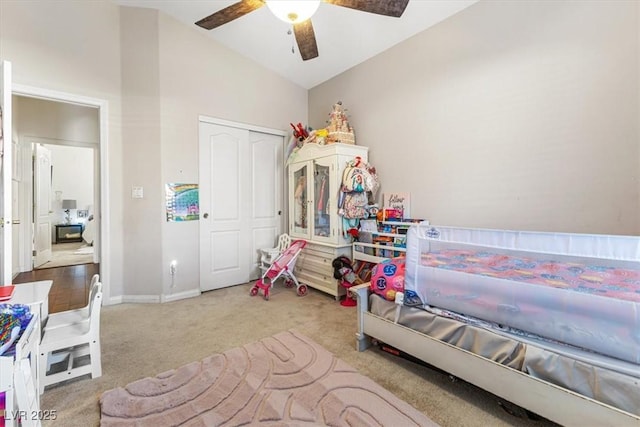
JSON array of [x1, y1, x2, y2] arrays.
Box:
[[332, 256, 364, 286]]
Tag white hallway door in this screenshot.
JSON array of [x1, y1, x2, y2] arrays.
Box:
[[199, 120, 284, 292], [0, 61, 12, 285], [34, 144, 53, 268]]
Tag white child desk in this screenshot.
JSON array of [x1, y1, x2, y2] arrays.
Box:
[[1, 280, 52, 426]]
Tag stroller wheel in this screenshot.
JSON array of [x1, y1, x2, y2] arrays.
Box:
[[297, 284, 308, 297], [284, 279, 294, 288], [264, 290, 270, 301], [250, 287, 258, 296]]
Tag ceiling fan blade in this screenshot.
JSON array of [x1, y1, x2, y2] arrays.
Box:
[[293, 20, 319, 61], [195, 0, 265, 30], [323, 0, 409, 17]]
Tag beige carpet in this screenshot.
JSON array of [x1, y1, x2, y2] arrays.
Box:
[[36, 242, 93, 269], [40, 283, 557, 427], [99, 330, 439, 426]]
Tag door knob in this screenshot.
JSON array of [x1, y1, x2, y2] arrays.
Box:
[[203, 213, 209, 219]]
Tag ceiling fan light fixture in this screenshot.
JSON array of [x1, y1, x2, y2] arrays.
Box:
[[265, 0, 321, 24]]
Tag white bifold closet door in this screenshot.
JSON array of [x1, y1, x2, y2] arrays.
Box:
[[199, 120, 284, 292]]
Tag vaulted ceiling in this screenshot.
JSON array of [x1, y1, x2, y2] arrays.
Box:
[[115, 0, 478, 89]]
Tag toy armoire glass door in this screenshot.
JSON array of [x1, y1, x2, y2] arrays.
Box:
[[289, 161, 310, 239], [312, 157, 333, 243]]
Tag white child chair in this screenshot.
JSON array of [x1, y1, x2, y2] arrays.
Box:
[[259, 233, 291, 275], [39, 284, 103, 394], [44, 274, 100, 331]]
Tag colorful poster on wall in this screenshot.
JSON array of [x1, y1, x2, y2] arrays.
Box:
[[165, 183, 199, 222]]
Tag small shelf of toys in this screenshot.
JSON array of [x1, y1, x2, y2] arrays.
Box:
[[347, 213, 427, 306], [352, 211, 427, 264]]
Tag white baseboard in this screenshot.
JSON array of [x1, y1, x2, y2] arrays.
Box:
[[120, 295, 161, 304], [107, 289, 201, 305], [161, 289, 201, 303], [107, 295, 123, 305]]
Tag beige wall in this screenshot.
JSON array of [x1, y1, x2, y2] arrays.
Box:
[[310, 0, 640, 235], [14, 97, 100, 143], [1, 1, 308, 300], [120, 7, 163, 297]]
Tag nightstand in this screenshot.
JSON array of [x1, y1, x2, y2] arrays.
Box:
[[55, 224, 84, 243]]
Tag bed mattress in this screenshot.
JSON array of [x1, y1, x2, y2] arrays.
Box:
[[369, 295, 640, 416], [403, 225, 640, 364]]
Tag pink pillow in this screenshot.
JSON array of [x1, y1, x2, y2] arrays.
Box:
[[370, 258, 405, 301]]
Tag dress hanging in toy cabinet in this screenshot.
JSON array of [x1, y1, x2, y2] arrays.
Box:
[[294, 173, 307, 229], [315, 169, 329, 226]]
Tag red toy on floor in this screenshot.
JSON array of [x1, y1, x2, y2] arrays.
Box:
[[332, 256, 375, 306]]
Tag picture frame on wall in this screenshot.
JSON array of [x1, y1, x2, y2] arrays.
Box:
[[383, 192, 411, 218], [165, 183, 199, 222], [78, 209, 89, 219]]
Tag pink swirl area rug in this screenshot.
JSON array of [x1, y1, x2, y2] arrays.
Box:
[[100, 330, 438, 426]]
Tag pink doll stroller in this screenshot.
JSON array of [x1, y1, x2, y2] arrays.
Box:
[[250, 239, 308, 300]]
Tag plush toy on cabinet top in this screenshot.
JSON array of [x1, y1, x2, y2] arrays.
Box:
[[326, 101, 355, 145], [299, 101, 355, 146]]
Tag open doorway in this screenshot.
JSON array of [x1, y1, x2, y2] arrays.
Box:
[[12, 95, 100, 273], [36, 143, 96, 269]]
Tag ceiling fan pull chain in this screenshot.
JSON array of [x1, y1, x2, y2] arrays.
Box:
[[287, 28, 295, 55]]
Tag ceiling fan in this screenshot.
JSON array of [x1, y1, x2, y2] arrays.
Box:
[[195, 0, 410, 61]]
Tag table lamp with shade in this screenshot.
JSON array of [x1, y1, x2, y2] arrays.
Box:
[[62, 199, 77, 224]]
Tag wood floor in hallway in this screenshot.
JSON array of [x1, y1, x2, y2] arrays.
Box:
[[12, 263, 100, 314]]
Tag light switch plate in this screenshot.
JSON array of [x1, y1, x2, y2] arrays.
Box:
[[132, 186, 144, 199]]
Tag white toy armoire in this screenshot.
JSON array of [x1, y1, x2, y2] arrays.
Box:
[[287, 142, 369, 299]]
